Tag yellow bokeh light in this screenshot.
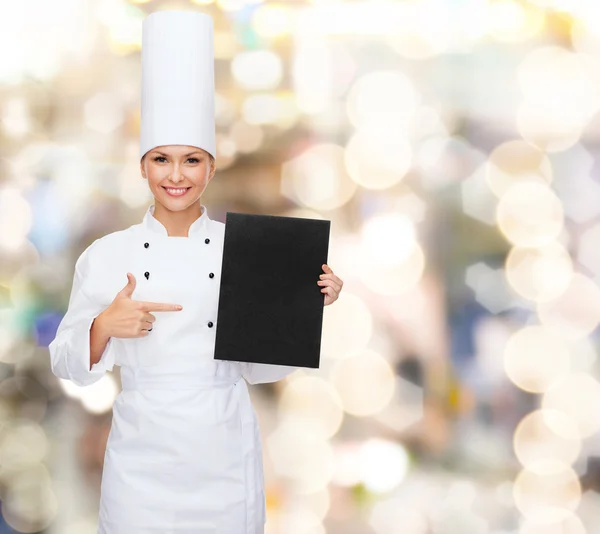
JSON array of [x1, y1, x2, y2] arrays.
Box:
[[344, 128, 413, 190], [504, 325, 570, 393], [513, 464, 581, 524], [281, 143, 358, 211], [346, 70, 420, 131], [486, 140, 552, 198], [537, 273, 600, 340], [278, 376, 344, 440], [496, 182, 564, 247], [505, 242, 573, 303], [542, 372, 600, 439], [513, 410, 581, 474], [330, 349, 395, 417], [519, 512, 585, 534], [487, 0, 545, 43]]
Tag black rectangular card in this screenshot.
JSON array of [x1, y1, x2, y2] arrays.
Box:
[[213, 212, 330, 368]]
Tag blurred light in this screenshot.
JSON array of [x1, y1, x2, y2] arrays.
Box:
[[215, 133, 238, 170], [513, 410, 581, 474], [229, 121, 264, 154], [517, 101, 584, 152], [373, 375, 424, 433], [279, 508, 325, 534], [330, 349, 395, 416], [121, 141, 153, 208], [465, 263, 518, 314], [518, 47, 600, 114], [242, 92, 299, 128], [513, 464, 581, 524], [0, 420, 48, 474], [278, 376, 344, 440], [84, 92, 126, 134], [59, 375, 119, 414], [215, 93, 237, 127], [292, 32, 333, 115], [320, 292, 373, 360], [486, 140, 552, 198], [537, 273, 600, 340], [515, 47, 600, 151], [462, 164, 499, 226], [359, 243, 425, 296], [357, 212, 425, 296], [103, 3, 144, 54], [578, 222, 600, 277], [252, 4, 295, 38], [281, 143, 358, 210], [359, 438, 409, 493], [486, 0, 545, 42], [231, 50, 283, 91], [267, 420, 334, 494], [346, 70, 420, 132], [1, 98, 31, 138], [344, 128, 412, 190], [370, 496, 428, 534], [496, 182, 564, 247], [295, 488, 330, 523], [330, 441, 361, 487], [361, 213, 416, 267], [504, 326, 570, 393], [542, 372, 600, 439], [0, 187, 32, 251], [217, 0, 247, 11], [519, 512, 585, 534], [417, 135, 487, 191], [3, 463, 57, 533], [505, 242, 573, 303]]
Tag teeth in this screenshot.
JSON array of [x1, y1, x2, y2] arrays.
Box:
[[165, 188, 188, 194]]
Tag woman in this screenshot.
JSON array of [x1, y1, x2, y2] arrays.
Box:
[[48, 11, 343, 534]]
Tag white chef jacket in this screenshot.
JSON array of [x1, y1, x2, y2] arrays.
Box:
[[49, 203, 299, 534]]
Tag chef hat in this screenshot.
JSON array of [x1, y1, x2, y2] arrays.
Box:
[[139, 10, 216, 162]]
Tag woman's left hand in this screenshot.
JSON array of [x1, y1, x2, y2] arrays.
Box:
[[318, 264, 343, 306]]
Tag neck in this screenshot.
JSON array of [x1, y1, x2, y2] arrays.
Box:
[[152, 202, 203, 237]]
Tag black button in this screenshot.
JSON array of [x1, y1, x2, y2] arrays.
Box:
[[144, 242, 149, 248], [144, 271, 150, 280], [205, 238, 210, 244], [148, 327, 153, 331], [208, 321, 213, 328], [209, 272, 214, 278]]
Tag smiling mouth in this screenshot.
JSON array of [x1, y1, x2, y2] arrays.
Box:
[[162, 186, 192, 196]]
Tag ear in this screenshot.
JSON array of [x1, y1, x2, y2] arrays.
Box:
[[140, 158, 146, 179], [208, 157, 216, 182]]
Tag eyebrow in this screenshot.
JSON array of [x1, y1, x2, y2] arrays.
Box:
[[153, 151, 203, 157]]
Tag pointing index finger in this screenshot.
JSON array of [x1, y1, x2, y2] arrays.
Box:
[[140, 301, 183, 311]]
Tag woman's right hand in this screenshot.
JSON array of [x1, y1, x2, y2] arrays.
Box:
[[96, 273, 183, 339]]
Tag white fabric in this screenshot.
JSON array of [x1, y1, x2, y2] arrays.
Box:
[[139, 11, 216, 161], [48, 204, 300, 533]]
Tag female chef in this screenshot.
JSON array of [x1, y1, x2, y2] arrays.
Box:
[[48, 10, 343, 534]]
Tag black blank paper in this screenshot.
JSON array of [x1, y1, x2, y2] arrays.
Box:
[[213, 212, 330, 369]]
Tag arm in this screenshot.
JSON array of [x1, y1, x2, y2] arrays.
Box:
[[240, 362, 300, 385], [48, 243, 116, 387]]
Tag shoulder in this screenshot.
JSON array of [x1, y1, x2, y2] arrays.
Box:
[[208, 218, 225, 235], [78, 225, 140, 266]]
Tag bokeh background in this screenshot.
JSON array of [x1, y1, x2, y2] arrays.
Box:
[[2, 0, 600, 532]]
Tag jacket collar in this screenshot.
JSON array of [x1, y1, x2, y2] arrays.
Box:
[[141, 203, 210, 237]]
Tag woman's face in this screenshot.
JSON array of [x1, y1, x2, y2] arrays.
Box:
[[140, 144, 215, 211]]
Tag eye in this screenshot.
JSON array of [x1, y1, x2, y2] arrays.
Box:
[[187, 157, 200, 163], [153, 156, 166, 162]]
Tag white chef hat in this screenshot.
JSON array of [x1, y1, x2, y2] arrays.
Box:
[[139, 10, 216, 162]]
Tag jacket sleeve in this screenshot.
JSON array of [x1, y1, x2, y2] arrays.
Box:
[[240, 362, 300, 385], [48, 243, 116, 387]]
